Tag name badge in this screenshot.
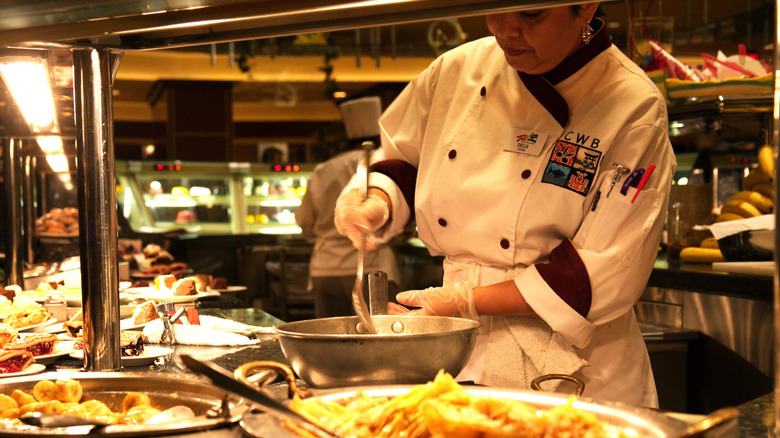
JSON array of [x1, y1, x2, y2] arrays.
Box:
[[503, 129, 549, 156]]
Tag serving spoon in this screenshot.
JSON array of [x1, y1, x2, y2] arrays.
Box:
[[352, 141, 377, 334]]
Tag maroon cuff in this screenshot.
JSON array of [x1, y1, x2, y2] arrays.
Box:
[[371, 159, 417, 221], [535, 239, 591, 317]]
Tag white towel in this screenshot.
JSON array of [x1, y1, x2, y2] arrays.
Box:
[[143, 318, 264, 346], [482, 316, 587, 392]]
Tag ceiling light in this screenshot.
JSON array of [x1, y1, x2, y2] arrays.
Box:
[[37, 136, 63, 153], [0, 56, 59, 134], [46, 154, 69, 173], [332, 91, 347, 99]]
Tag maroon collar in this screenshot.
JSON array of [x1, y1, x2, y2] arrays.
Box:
[[518, 18, 611, 128]]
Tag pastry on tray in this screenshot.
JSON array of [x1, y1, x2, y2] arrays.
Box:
[[0, 349, 34, 374], [209, 277, 227, 290], [154, 274, 176, 291], [171, 278, 196, 296], [131, 301, 159, 325], [74, 331, 145, 357], [0, 324, 18, 346], [3, 306, 51, 329], [192, 274, 212, 292], [4, 333, 60, 356]]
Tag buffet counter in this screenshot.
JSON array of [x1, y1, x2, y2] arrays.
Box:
[[648, 254, 772, 302], [5, 305, 771, 436]]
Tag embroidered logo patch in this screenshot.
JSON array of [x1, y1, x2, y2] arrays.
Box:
[[541, 140, 601, 196]]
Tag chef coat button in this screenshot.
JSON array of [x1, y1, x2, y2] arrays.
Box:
[[521, 169, 532, 179], [500, 239, 510, 249], [480, 86, 486, 96], [438, 218, 447, 227], [448, 149, 457, 159]]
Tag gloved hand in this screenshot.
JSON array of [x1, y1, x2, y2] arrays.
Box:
[[334, 188, 389, 250], [393, 281, 478, 320]]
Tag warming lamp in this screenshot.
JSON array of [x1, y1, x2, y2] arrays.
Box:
[[0, 55, 59, 134]]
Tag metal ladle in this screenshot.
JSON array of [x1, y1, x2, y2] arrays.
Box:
[[352, 141, 377, 334]]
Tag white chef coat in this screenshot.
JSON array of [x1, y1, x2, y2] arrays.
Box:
[[343, 20, 675, 408], [296, 150, 400, 284]]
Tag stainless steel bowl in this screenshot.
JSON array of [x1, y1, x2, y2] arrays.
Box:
[[275, 315, 480, 388], [0, 371, 243, 437], [717, 229, 775, 261]]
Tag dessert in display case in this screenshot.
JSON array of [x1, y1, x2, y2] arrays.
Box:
[[115, 161, 313, 236]]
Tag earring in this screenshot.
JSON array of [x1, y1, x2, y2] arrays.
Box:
[[581, 21, 592, 45]]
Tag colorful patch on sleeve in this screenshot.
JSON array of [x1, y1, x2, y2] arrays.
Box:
[[541, 140, 601, 196]]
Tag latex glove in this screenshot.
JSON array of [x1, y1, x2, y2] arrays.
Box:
[[394, 281, 478, 320], [334, 188, 389, 250]]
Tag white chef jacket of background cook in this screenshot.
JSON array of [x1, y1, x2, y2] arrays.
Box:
[[296, 149, 400, 284], [343, 36, 676, 407]]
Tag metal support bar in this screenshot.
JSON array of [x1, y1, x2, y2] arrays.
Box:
[[390, 25, 397, 60], [23, 154, 35, 265], [72, 48, 121, 371], [3, 138, 24, 286], [773, 1, 780, 434], [354, 28, 361, 68], [371, 27, 381, 68]]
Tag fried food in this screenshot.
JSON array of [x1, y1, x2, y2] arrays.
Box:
[[288, 371, 620, 438], [1, 379, 164, 426]]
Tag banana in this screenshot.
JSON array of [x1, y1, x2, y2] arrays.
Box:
[[752, 182, 776, 202], [122, 392, 151, 412], [700, 236, 719, 249], [730, 190, 774, 213], [744, 167, 772, 190], [0, 408, 19, 419], [0, 394, 18, 412], [54, 379, 83, 403], [716, 212, 746, 223], [32, 380, 57, 402], [34, 400, 66, 415], [11, 389, 35, 407], [758, 144, 775, 181], [721, 199, 762, 218], [680, 247, 725, 263]]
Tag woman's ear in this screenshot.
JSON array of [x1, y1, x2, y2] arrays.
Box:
[[579, 3, 600, 22]]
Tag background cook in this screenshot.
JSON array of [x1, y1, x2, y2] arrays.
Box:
[[334, 3, 676, 407]]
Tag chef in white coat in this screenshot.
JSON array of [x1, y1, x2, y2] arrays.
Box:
[[297, 97, 402, 317], [334, 3, 675, 408]]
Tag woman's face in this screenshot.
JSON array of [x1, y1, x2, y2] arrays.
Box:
[[486, 5, 596, 75]]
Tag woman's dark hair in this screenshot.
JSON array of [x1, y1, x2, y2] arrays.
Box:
[[570, 5, 605, 18]]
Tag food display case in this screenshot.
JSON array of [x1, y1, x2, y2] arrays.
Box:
[[115, 161, 313, 236]]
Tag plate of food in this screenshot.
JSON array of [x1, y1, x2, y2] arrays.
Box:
[[18, 290, 49, 303], [9, 318, 58, 333], [119, 319, 151, 332], [49, 290, 131, 307], [123, 286, 157, 294], [0, 363, 46, 378], [70, 346, 173, 367], [15, 335, 76, 365], [132, 291, 211, 303], [210, 285, 246, 294], [0, 294, 46, 318]]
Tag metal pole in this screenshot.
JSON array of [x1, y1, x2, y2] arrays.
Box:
[[773, 2, 780, 435], [3, 138, 24, 286], [23, 154, 35, 265], [72, 48, 121, 371]]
